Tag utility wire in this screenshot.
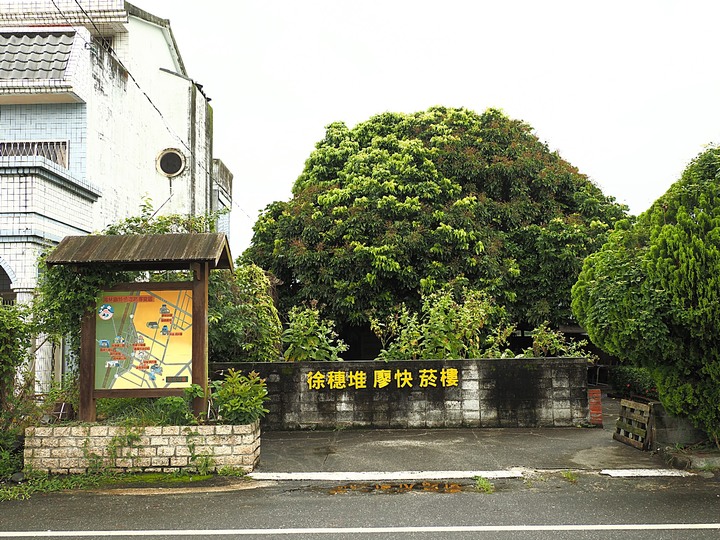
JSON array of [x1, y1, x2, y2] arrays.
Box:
[[71, 0, 111, 51], [70, 0, 193, 156], [46, 0, 253, 222], [72, 0, 255, 221], [53, 0, 211, 176]]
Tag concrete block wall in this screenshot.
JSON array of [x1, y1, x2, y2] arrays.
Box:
[[24, 422, 260, 475], [211, 358, 590, 430], [648, 402, 708, 451]]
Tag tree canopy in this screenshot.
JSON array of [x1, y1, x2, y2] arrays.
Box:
[[572, 147, 720, 446], [244, 106, 627, 334]]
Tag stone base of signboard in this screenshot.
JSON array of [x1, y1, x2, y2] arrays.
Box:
[[211, 358, 591, 430], [23, 422, 260, 475]]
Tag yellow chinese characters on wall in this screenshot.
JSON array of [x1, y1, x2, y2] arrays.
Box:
[[306, 368, 459, 390]]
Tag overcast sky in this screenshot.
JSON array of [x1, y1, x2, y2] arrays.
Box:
[[132, 0, 720, 258]]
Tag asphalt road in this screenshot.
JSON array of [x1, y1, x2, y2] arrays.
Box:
[[1, 472, 719, 539]]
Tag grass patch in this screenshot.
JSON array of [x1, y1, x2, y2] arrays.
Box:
[[217, 466, 247, 478], [99, 472, 215, 487], [0, 471, 108, 501], [560, 470, 578, 483], [472, 475, 495, 494], [0, 470, 222, 501]]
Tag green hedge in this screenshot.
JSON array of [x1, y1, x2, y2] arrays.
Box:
[[609, 365, 658, 400]]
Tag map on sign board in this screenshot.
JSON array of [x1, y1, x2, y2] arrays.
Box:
[[95, 289, 192, 390]]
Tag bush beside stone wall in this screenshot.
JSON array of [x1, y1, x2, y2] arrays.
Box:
[[211, 358, 590, 430], [24, 422, 260, 475]]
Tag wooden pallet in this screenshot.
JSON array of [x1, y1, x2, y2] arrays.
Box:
[[613, 399, 652, 450]]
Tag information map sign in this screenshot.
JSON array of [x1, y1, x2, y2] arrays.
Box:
[[95, 287, 193, 390]]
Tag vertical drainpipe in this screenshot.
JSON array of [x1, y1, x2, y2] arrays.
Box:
[[188, 84, 197, 215], [206, 100, 213, 215]]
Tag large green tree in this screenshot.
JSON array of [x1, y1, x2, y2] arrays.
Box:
[[245, 107, 626, 334], [572, 147, 720, 446]]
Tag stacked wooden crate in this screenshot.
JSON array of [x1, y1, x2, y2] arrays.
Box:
[[613, 399, 653, 450]]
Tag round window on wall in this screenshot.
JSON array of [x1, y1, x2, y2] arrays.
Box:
[[156, 148, 186, 177]]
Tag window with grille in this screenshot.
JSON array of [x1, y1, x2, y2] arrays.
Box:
[[0, 140, 69, 168]]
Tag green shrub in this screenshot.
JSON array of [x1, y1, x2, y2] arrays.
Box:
[[153, 396, 197, 425], [96, 385, 202, 426], [609, 365, 658, 400], [96, 398, 147, 421], [372, 291, 595, 361], [210, 370, 269, 425], [0, 446, 22, 481], [518, 321, 598, 361], [281, 305, 348, 362], [86, 374, 270, 427], [571, 148, 720, 448], [1, 304, 34, 440], [0, 302, 63, 481], [209, 265, 282, 363], [372, 288, 515, 361]]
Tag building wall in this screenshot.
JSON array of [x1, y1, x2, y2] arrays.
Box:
[[0, 101, 97, 293], [0, 167, 95, 237], [0, 4, 221, 293], [212, 159, 233, 235], [0, 103, 87, 177], [0, 241, 38, 295], [0, 164, 98, 293], [114, 14, 213, 220], [0, 3, 229, 390], [85, 17, 213, 228]]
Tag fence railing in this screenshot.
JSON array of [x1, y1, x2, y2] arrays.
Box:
[[0, 140, 69, 168], [1, 291, 17, 306]]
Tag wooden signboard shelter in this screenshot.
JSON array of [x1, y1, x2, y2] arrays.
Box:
[[45, 233, 233, 421]]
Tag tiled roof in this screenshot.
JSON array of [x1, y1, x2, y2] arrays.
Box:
[[0, 32, 75, 79]]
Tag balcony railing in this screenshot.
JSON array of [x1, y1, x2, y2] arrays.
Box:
[[0, 140, 68, 168]]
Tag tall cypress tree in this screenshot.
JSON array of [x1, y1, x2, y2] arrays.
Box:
[[573, 147, 720, 447]]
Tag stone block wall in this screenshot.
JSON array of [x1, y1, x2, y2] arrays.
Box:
[[211, 358, 590, 430], [24, 422, 260, 475]]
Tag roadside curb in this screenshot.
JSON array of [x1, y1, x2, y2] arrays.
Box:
[[80, 468, 702, 496], [87, 479, 276, 496], [248, 468, 696, 482], [659, 449, 720, 471]]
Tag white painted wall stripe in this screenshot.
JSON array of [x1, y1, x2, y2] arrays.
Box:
[[1, 523, 720, 537]]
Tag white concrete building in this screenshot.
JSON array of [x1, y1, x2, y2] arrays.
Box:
[[0, 1, 232, 386]]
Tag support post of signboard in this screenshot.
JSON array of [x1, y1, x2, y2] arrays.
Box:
[[192, 262, 209, 418], [79, 307, 96, 422]]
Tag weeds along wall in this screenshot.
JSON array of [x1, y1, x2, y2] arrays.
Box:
[[211, 358, 590, 430]]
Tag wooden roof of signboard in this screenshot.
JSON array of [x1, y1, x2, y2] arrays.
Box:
[[45, 233, 233, 271]]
